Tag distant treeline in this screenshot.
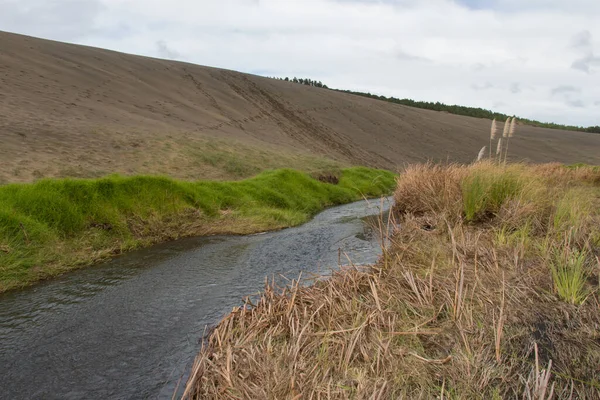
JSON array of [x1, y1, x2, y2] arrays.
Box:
[[340, 90, 600, 134], [271, 76, 600, 134], [270, 77, 329, 89]]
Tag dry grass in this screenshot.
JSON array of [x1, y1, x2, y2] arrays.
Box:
[[183, 162, 600, 399]]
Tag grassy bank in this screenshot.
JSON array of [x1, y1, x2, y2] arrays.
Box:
[[0, 167, 395, 293], [184, 162, 600, 399]]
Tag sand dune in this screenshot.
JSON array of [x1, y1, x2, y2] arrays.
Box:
[[1, 30, 599, 183]]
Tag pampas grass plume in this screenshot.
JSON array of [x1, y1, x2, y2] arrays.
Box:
[[477, 146, 486, 162], [502, 117, 510, 138], [509, 118, 517, 138], [496, 137, 503, 156], [490, 119, 497, 139]]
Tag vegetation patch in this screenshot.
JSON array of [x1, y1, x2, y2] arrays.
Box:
[[184, 162, 600, 399], [0, 167, 395, 292]]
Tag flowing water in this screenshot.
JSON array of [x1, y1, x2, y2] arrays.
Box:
[[0, 198, 392, 400]]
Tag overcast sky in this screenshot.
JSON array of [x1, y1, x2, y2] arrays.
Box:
[[2, 0, 600, 126]]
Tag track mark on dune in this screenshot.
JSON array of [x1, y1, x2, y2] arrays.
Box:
[[245, 78, 386, 163], [222, 72, 362, 160], [182, 68, 225, 116]]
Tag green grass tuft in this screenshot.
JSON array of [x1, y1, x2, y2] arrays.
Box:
[[462, 170, 524, 221], [548, 245, 591, 305]]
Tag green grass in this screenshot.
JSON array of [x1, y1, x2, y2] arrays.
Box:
[[553, 188, 594, 232], [462, 170, 525, 222], [0, 167, 395, 292], [565, 163, 600, 171], [548, 245, 591, 305]]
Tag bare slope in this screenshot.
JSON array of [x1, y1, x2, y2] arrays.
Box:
[[1, 31, 599, 183]]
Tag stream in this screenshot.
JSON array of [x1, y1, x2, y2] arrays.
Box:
[[0, 197, 392, 399]]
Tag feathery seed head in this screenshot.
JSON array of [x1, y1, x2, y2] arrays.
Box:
[[477, 146, 486, 162], [509, 118, 517, 138], [490, 119, 497, 140], [496, 137, 503, 156], [502, 117, 510, 138]]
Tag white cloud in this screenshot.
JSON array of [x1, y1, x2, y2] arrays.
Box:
[[570, 30, 592, 49], [156, 40, 180, 60], [1, 0, 599, 126], [551, 85, 581, 96]]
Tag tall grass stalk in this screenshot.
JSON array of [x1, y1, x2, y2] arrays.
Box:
[[477, 146, 487, 162], [502, 117, 511, 138], [496, 138, 503, 159], [489, 119, 497, 159], [523, 343, 555, 400], [503, 118, 517, 164], [496, 117, 511, 164]]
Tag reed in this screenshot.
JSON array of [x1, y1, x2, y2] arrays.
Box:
[[496, 137, 503, 158], [503, 116, 511, 138], [489, 119, 497, 159], [477, 146, 487, 162], [478, 117, 518, 164], [504, 118, 518, 163]]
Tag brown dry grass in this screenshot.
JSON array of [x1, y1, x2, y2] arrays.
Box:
[[183, 163, 600, 399]]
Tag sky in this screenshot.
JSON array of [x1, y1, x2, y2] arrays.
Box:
[[1, 0, 600, 127]]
